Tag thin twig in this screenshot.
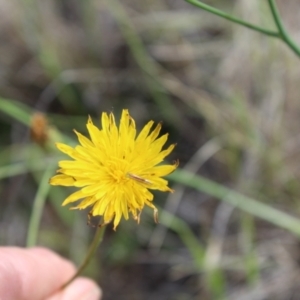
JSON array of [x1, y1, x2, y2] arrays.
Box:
[[268, 0, 300, 58], [184, 0, 279, 37]]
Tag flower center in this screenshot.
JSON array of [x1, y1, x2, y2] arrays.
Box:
[[111, 169, 127, 184], [107, 158, 129, 184]]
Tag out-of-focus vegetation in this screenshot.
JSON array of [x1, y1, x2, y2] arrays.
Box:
[[1, 0, 300, 299]]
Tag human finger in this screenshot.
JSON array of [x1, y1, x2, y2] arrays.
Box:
[[0, 247, 76, 300], [46, 277, 101, 300]]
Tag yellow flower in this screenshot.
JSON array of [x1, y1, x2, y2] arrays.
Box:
[[50, 109, 178, 229]]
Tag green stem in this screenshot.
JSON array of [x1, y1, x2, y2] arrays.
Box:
[[184, 0, 279, 37], [26, 166, 54, 247], [169, 169, 300, 237], [268, 0, 300, 57], [60, 224, 106, 289]]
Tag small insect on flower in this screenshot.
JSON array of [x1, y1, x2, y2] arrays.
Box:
[[127, 173, 152, 185], [50, 109, 178, 230]]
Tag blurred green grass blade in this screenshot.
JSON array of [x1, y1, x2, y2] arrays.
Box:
[[169, 169, 300, 236], [106, 0, 179, 124], [241, 214, 259, 285], [206, 268, 226, 300], [0, 163, 38, 179], [159, 208, 205, 270], [48, 186, 75, 227], [30, 160, 75, 227], [244, 251, 259, 285], [0, 144, 60, 179], [26, 165, 55, 247], [29, 150, 75, 227], [157, 209, 227, 299], [0, 98, 32, 125], [0, 160, 53, 179]]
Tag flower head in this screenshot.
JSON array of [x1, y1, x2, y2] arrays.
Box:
[[50, 109, 178, 229]]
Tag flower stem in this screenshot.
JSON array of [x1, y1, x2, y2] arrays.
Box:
[[268, 0, 300, 58], [60, 223, 106, 289], [184, 0, 279, 37]]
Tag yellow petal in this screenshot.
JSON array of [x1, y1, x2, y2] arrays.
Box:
[[86, 116, 103, 147], [72, 196, 98, 209], [74, 130, 94, 148], [62, 190, 86, 205], [50, 174, 75, 186]]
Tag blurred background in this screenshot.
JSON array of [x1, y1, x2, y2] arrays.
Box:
[[1, 0, 300, 299]]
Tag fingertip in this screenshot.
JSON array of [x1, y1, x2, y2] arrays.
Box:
[[47, 278, 102, 300]]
